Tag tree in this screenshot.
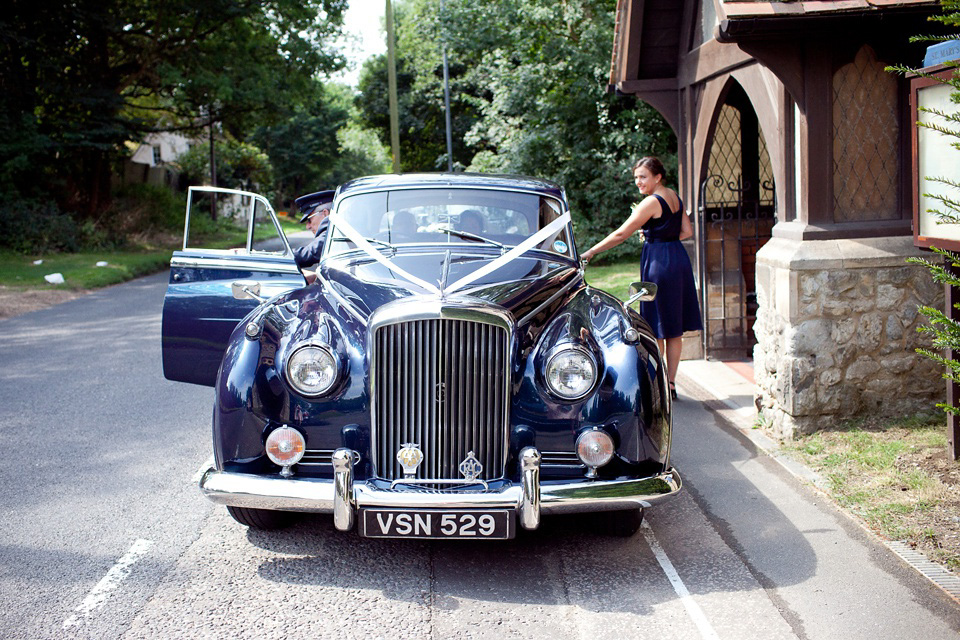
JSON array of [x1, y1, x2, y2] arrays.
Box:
[[353, 0, 675, 260], [890, 1, 960, 422], [254, 82, 391, 203], [175, 137, 273, 193], [355, 24, 480, 172], [0, 0, 347, 217]]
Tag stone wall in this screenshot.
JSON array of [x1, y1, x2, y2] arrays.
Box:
[[753, 235, 944, 439]]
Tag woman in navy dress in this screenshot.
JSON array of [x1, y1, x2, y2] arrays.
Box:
[[581, 156, 702, 398]]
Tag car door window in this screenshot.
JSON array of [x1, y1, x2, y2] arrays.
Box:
[[183, 186, 290, 256]]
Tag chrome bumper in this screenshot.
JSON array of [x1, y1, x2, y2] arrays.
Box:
[[199, 447, 682, 531]]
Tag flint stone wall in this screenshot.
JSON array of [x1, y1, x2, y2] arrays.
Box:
[[753, 235, 943, 439]]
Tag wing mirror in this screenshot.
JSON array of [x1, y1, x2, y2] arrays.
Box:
[[232, 280, 265, 302], [626, 282, 657, 305]]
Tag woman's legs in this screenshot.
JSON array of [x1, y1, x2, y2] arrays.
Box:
[[657, 336, 683, 385]]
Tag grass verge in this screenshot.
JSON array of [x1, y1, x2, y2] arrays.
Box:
[[0, 250, 173, 290], [784, 413, 960, 572], [583, 261, 643, 301]]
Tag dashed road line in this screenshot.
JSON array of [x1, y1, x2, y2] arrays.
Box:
[[641, 520, 721, 640], [63, 538, 155, 629]]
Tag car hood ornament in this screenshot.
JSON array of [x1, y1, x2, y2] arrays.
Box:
[[397, 444, 424, 478], [459, 451, 483, 482]]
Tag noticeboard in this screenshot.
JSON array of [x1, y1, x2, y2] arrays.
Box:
[[912, 65, 960, 251]]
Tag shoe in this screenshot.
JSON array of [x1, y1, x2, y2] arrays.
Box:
[[669, 381, 678, 400]]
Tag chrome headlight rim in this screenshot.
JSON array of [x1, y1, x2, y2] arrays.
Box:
[[544, 344, 599, 401], [284, 340, 340, 398]]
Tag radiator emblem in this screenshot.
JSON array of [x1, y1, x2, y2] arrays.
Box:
[[397, 444, 424, 478], [459, 451, 483, 482]]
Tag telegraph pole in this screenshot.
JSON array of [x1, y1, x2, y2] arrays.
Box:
[[440, 0, 453, 171], [386, 0, 400, 172]]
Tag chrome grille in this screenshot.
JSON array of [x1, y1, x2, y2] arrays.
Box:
[[541, 451, 583, 466], [372, 317, 509, 482], [298, 450, 335, 466]]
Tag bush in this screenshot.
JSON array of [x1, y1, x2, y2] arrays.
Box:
[[109, 183, 185, 233], [0, 200, 81, 254], [0, 185, 188, 255]]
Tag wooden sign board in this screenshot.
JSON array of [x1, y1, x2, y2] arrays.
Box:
[[912, 65, 960, 250]]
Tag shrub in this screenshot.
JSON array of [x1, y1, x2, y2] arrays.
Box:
[[109, 183, 185, 233], [0, 200, 81, 254]]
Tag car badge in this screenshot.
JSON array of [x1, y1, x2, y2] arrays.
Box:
[[397, 444, 424, 478], [459, 451, 483, 482]]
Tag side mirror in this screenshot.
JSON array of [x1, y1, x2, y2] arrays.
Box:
[[232, 280, 264, 302], [626, 281, 657, 305]]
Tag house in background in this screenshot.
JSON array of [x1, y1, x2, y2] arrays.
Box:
[[119, 132, 192, 189], [608, 0, 947, 438]]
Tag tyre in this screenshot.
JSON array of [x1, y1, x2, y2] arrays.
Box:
[[596, 508, 644, 537], [226, 506, 296, 530]]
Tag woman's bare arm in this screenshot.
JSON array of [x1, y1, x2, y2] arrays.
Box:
[[582, 197, 658, 261]]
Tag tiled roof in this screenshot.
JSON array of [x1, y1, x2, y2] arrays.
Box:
[[721, 0, 937, 19]]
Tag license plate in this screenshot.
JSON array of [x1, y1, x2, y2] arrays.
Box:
[[359, 509, 514, 539]]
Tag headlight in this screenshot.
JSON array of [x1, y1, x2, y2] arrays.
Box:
[[285, 343, 339, 397], [545, 346, 597, 400]]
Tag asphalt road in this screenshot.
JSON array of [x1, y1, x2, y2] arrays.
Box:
[[0, 273, 958, 639]]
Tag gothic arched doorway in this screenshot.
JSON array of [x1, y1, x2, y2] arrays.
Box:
[[699, 81, 776, 358]]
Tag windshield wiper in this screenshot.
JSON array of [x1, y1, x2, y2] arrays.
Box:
[[436, 227, 505, 250]]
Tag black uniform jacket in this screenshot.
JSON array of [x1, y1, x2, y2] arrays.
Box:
[[293, 216, 329, 268]]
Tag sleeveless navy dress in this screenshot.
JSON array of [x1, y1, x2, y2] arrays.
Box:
[[637, 194, 703, 339]]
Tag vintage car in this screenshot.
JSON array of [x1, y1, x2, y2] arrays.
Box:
[[161, 174, 681, 539]]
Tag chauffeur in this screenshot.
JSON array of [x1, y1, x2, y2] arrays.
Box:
[[293, 191, 334, 283]]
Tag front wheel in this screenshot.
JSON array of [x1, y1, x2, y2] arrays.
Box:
[[226, 506, 296, 530], [596, 508, 644, 537]]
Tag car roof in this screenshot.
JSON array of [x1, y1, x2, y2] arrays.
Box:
[[338, 173, 565, 200]]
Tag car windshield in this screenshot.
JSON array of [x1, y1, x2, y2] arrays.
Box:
[[327, 188, 572, 258]]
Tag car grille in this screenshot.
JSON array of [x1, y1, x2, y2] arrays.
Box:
[[541, 451, 583, 467], [372, 317, 510, 482]]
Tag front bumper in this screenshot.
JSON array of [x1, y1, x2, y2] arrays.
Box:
[[199, 447, 682, 531]]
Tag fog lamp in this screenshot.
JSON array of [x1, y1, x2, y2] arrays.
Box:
[[265, 426, 305, 475], [576, 429, 614, 478]]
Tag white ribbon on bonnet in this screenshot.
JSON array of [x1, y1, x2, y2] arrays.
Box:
[[326, 211, 573, 297]]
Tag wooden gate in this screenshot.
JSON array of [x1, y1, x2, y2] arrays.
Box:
[[698, 175, 776, 358]]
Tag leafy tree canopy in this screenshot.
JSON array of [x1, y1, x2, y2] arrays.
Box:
[[354, 0, 676, 259], [253, 82, 391, 205], [0, 0, 347, 216]]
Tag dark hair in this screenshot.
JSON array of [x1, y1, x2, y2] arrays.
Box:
[[633, 156, 666, 181], [458, 209, 484, 232]]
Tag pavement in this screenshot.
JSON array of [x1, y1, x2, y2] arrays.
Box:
[[675, 358, 960, 605], [676, 359, 816, 480]]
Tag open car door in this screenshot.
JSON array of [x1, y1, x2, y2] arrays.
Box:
[[162, 186, 306, 386]]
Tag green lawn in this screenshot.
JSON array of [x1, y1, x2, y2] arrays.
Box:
[[0, 250, 173, 290], [784, 413, 959, 571], [583, 261, 643, 301]]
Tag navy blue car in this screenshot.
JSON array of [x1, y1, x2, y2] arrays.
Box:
[[162, 174, 681, 539]]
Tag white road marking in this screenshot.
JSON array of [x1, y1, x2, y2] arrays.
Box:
[[63, 538, 155, 629], [641, 521, 721, 640]]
